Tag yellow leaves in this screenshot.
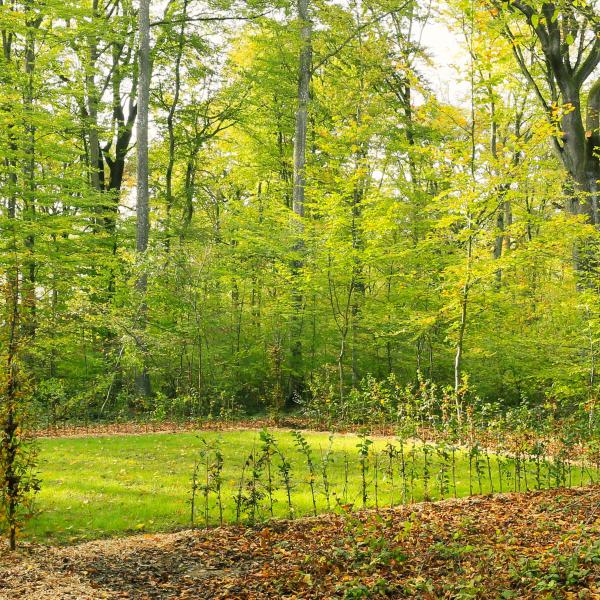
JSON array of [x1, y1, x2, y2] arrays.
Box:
[[551, 102, 576, 123]]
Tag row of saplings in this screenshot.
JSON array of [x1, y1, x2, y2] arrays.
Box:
[[189, 429, 600, 528]]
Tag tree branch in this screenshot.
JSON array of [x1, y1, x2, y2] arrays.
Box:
[[151, 12, 270, 27], [575, 35, 600, 87], [310, 4, 410, 75]]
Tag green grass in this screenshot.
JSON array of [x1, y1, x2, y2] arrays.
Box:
[[26, 430, 595, 544]]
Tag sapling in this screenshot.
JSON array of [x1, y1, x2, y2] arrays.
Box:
[[514, 448, 523, 492], [496, 453, 504, 494], [235, 453, 250, 523], [523, 454, 530, 492], [190, 457, 200, 528], [292, 430, 317, 515], [343, 451, 350, 503], [319, 434, 334, 511], [259, 429, 276, 517], [436, 443, 450, 499], [550, 445, 567, 489], [484, 447, 494, 494], [190, 436, 212, 528], [422, 443, 432, 501], [241, 445, 266, 524], [564, 435, 575, 488], [357, 433, 373, 509], [212, 441, 224, 525], [203, 442, 210, 527], [505, 455, 514, 491], [383, 442, 397, 507], [469, 443, 485, 495], [468, 443, 473, 496], [543, 443, 552, 489], [475, 445, 485, 495], [409, 442, 417, 503], [451, 443, 458, 498], [274, 442, 294, 519], [374, 451, 380, 510], [591, 440, 600, 484], [532, 441, 544, 490], [398, 437, 408, 504]]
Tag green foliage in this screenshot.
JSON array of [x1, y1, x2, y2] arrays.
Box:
[[0, 0, 597, 434], [2, 0, 600, 553], [510, 539, 600, 592]]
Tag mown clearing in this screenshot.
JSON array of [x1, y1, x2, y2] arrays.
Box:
[[29, 429, 595, 544], [28, 430, 445, 542]]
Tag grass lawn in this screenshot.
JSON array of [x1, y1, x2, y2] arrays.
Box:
[[27, 429, 592, 544]]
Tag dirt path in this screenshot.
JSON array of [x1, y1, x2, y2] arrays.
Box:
[[2, 487, 600, 599], [33, 419, 400, 440]]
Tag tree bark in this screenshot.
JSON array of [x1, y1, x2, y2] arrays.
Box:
[[135, 0, 151, 397], [585, 80, 600, 222]]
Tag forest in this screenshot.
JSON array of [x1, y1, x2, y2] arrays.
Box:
[[1, 0, 600, 597]]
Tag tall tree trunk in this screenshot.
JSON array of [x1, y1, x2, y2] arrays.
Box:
[[86, 0, 102, 194], [164, 0, 188, 252], [22, 5, 41, 340], [135, 0, 151, 397], [102, 20, 138, 288], [1, 25, 21, 552], [455, 12, 477, 400], [586, 81, 600, 224], [292, 0, 312, 219], [288, 0, 312, 405], [350, 143, 367, 386], [350, 9, 367, 387], [2, 254, 20, 552]]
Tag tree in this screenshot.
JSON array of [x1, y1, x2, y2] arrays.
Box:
[[289, 0, 313, 404], [490, 1, 600, 224], [135, 0, 152, 397]]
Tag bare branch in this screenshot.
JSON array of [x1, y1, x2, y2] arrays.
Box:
[[575, 35, 600, 87]]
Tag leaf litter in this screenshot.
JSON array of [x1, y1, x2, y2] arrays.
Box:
[[1, 487, 600, 598]]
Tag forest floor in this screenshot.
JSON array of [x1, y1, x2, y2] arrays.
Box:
[[2, 486, 600, 599]]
